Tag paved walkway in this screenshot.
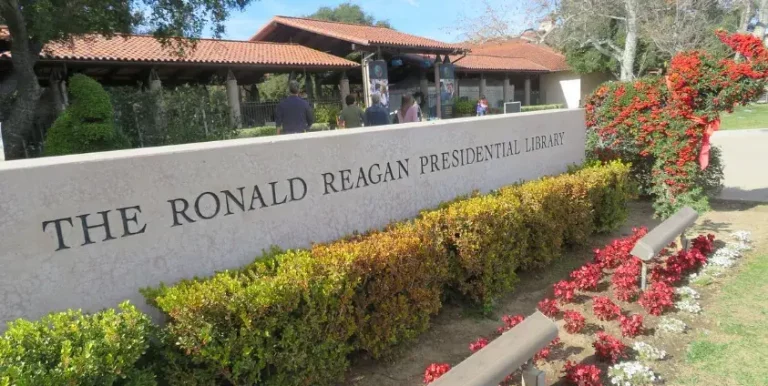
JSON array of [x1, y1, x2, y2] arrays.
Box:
[[712, 129, 768, 202]]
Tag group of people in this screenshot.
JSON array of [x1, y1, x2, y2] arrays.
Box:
[[275, 80, 424, 133]]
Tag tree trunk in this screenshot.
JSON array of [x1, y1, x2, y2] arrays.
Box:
[[620, 0, 639, 81], [0, 0, 43, 160], [755, 0, 768, 47]]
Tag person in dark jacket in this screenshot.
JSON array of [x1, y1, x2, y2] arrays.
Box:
[[275, 80, 314, 134], [364, 94, 390, 127]]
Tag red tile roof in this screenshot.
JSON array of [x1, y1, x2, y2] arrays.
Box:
[[0, 34, 358, 68], [466, 39, 569, 72], [252, 16, 466, 52]]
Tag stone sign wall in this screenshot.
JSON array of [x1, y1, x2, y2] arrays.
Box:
[[0, 109, 585, 326]]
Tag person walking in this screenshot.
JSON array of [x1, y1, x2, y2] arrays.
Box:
[[275, 80, 314, 134], [338, 94, 365, 129], [365, 94, 390, 126], [397, 94, 421, 123]]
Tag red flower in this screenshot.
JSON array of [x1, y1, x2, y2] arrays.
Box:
[[570, 263, 604, 291], [469, 337, 489, 353], [564, 310, 586, 334], [563, 361, 603, 386], [619, 314, 644, 337], [534, 346, 551, 363], [639, 282, 675, 316], [538, 298, 560, 318], [593, 331, 628, 363], [553, 280, 577, 303], [497, 314, 525, 334], [592, 296, 621, 321], [423, 363, 451, 384]]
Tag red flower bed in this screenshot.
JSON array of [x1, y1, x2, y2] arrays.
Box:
[[538, 298, 560, 318], [639, 282, 675, 316], [592, 296, 622, 321], [563, 361, 603, 386], [423, 363, 451, 384], [619, 314, 645, 337], [593, 331, 627, 363], [469, 337, 488, 353], [564, 310, 586, 334], [570, 263, 604, 291], [586, 31, 768, 218], [497, 314, 525, 334], [553, 280, 577, 303], [611, 257, 642, 301]]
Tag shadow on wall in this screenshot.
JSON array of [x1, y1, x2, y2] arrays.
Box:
[[718, 187, 768, 203]]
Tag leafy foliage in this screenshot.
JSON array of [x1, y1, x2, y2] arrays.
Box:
[[586, 32, 768, 218], [308, 2, 391, 28], [0, 302, 156, 386], [109, 84, 236, 148], [44, 74, 130, 155]]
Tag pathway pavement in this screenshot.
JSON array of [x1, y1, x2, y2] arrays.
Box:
[[711, 129, 768, 202]]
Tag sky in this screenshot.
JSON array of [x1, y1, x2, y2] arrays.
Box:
[[216, 0, 525, 43]]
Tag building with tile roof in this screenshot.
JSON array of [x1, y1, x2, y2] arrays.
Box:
[[250, 16, 467, 56], [0, 32, 358, 85]]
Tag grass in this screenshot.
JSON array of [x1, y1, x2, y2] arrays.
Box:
[[671, 253, 768, 386], [720, 103, 768, 130]]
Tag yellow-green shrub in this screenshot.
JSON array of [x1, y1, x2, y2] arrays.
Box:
[[575, 161, 634, 233], [0, 302, 156, 386], [312, 222, 449, 358], [148, 250, 356, 386], [420, 193, 528, 310], [141, 162, 632, 384]]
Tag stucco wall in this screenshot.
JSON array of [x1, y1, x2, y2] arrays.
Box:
[[0, 110, 586, 326]]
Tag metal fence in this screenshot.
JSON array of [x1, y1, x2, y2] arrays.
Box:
[[240, 98, 342, 127]]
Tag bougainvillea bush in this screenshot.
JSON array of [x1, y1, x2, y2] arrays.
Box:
[[586, 31, 768, 218]]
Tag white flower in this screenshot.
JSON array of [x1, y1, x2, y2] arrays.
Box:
[[731, 230, 751, 243], [609, 361, 657, 385], [657, 317, 687, 334], [675, 286, 700, 300], [632, 342, 667, 361], [676, 298, 702, 314], [709, 247, 740, 268]]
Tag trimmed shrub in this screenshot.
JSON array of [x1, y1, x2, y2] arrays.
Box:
[[574, 160, 634, 233], [311, 222, 449, 358], [521, 104, 564, 112], [45, 74, 129, 155], [149, 250, 356, 386], [420, 193, 527, 310], [142, 162, 632, 384], [0, 302, 156, 386]]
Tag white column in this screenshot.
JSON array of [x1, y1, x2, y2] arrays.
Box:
[[434, 56, 442, 119], [503, 73, 511, 103], [479, 72, 487, 98], [148, 69, 162, 92], [340, 71, 350, 106], [524, 76, 532, 106], [226, 70, 241, 128]]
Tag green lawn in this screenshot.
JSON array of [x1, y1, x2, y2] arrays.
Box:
[[672, 253, 768, 386], [720, 103, 768, 130]]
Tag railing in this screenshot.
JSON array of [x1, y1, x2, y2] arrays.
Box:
[[430, 311, 557, 386], [630, 206, 699, 289], [240, 98, 342, 127]]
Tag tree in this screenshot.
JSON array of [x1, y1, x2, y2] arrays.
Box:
[[308, 2, 391, 28], [454, 0, 739, 80], [0, 0, 258, 160]]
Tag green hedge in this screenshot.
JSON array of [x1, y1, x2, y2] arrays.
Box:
[[521, 104, 564, 112], [1, 162, 633, 386], [143, 161, 632, 385], [0, 302, 156, 386]]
